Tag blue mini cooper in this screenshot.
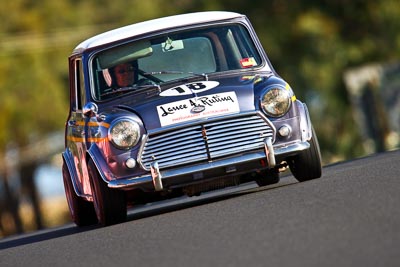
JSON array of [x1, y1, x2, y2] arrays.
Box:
[[62, 11, 322, 226]]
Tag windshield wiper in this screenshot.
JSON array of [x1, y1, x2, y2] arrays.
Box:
[[100, 84, 160, 98], [144, 70, 209, 81]]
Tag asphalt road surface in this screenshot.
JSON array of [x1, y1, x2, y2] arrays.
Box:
[[1, 150, 399, 267]]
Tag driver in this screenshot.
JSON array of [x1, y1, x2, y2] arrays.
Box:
[[113, 62, 135, 87]]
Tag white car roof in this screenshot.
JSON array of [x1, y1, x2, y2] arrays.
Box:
[[73, 11, 244, 54]]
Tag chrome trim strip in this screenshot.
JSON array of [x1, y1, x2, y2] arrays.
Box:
[[108, 141, 310, 189], [144, 110, 275, 137], [137, 134, 149, 169], [299, 102, 312, 142]]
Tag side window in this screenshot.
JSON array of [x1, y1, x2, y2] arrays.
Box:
[[72, 59, 86, 111]]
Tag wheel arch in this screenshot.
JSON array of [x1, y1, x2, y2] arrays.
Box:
[[62, 149, 91, 200], [86, 144, 114, 184]]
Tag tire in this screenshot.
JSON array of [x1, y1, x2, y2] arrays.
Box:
[[87, 160, 127, 226], [288, 127, 322, 182], [62, 163, 97, 226], [255, 169, 280, 187]]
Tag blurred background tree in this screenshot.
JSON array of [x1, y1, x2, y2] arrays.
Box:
[[0, 0, 399, 236]]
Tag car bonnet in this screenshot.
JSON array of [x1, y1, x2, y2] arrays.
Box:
[[112, 74, 268, 131]]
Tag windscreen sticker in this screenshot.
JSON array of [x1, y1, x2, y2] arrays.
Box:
[[240, 57, 257, 68], [157, 91, 240, 126], [160, 81, 220, 96]]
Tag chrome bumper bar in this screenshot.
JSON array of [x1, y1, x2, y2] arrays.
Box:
[[108, 141, 310, 189]]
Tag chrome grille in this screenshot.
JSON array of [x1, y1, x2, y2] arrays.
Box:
[[140, 114, 274, 170]]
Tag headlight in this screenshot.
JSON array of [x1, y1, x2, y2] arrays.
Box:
[[109, 119, 140, 149], [261, 88, 291, 117]]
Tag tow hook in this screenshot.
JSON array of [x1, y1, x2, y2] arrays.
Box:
[[264, 137, 276, 168], [150, 159, 163, 191]]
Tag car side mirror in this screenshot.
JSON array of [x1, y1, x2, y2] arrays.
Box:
[[83, 102, 98, 118]]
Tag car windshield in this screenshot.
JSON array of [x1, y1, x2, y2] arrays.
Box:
[[91, 24, 263, 101]]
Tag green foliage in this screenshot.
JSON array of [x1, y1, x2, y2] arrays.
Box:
[[0, 0, 399, 161]]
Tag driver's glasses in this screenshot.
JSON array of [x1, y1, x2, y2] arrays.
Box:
[[116, 66, 135, 74]]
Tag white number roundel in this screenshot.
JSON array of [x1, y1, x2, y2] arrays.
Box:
[[160, 81, 220, 96]]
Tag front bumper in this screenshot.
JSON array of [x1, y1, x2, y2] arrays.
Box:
[[106, 141, 310, 190]]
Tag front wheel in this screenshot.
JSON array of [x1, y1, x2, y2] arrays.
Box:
[[88, 160, 127, 226], [288, 127, 322, 182]]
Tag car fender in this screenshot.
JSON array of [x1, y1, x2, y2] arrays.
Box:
[[297, 101, 313, 142], [62, 149, 91, 199], [87, 144, 114, 184]]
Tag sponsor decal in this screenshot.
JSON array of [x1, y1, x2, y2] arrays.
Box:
[[191, 105, 206, 113], [160, 81, 220, 96], [157, 92, 240, 126]]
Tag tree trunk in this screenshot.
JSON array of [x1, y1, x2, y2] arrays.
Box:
[[20, 161, 43, 230]]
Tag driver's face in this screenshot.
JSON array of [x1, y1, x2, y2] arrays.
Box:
[[114, 63, 135, 87]]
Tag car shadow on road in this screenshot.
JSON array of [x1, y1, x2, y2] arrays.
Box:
[[126, 176, 298, 221], [0, 223, 100, 250], [0, 176, 298, 250]]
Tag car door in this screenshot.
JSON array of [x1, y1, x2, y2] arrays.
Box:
[[66, 58, 92, 197]]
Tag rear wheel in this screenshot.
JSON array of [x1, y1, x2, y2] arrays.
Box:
[[62, 163, 97, 226], [288, 127, 322, 182], [88, 160, 127, 226]]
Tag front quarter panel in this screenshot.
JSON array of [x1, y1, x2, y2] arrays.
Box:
[[85, 110, 148, 182]]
